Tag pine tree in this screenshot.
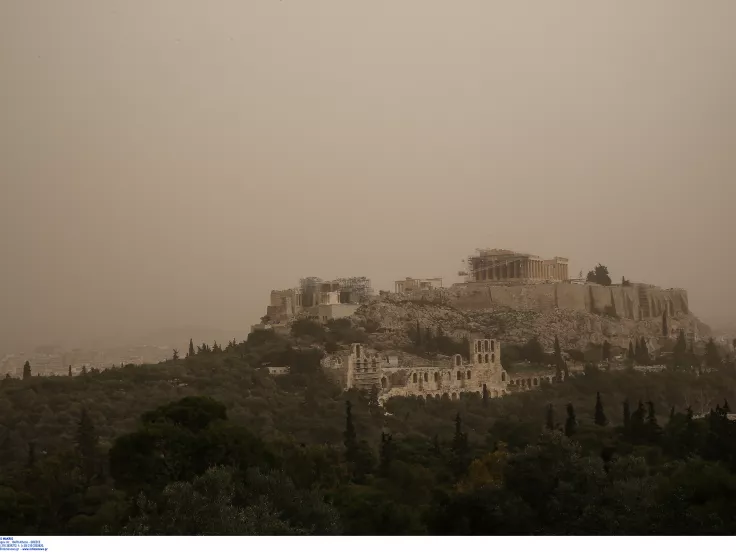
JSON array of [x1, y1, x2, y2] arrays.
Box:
[[344, 401, 357, 462], [172, 349, 180, 361], [554, 336, 562, 360], [22, 361, 31, 380], [187, 338, 195, 358], [565, 403, 577, 437], [594, 392, 607, 426], [638, 337, 650, 365], [81, 365, 87, 376], [76, 408, 99, 484], [482, 384, 489, 407], [546, 404, 554, 431], [622, 399, 631, 432]]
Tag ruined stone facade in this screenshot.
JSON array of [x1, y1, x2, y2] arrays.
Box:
[[266, 276, 372, 324], [464, 248, 569, 283], [321, 339, 509, 402], [394, 277, 443, 294]]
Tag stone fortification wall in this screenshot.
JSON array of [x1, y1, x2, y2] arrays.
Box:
[[398, 283, 689, 321]]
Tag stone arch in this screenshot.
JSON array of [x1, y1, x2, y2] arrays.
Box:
[[533, 377, 538, 386], [451, 392, 458, 400], [483, 340, 489, 352], [436, 394, 441, 399], [381, 377, 387, 389], [427, 394, 433, 400], [455, 355, 462, 366], [477, 353, 482, 364], [412, 373, 418, 383], [527, 378, 532, 387], [491, 340, 495, 352], [442, 393, 449, 400]]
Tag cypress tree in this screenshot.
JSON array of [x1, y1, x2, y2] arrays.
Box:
[[631, 400, 646, 440], [27, 442, 36, 468], [68, 365, 72, 377], [565, 403, 577, 437], [602, 340, 611, 361], [594, 392, 607, 426], [646, 401, 661, 442], [187, 338, 195, 358], [662, 310, 668, 336], [628, 341, 635, 361], [81, 365, 87, 376], [452, 413, 468, 454], [368, 385, 380, 414], [622, 399, 631, 432], [482, 384, 489, 407], [723, 399, 730, 413], [546, 404, 554, 431], [76, 408, 99, 484], [415, 321, 422, 346], [344, 401, 358, 463], [379, 432, 394, 475], [22, 361, 31, 380], [554, 336, 562, 360]]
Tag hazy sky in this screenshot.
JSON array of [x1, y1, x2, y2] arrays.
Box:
[[1, 1, 735, 351]]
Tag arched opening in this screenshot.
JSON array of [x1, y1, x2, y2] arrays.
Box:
[[434, 372, 439, 382], [491, 340, 495, 352], [442, 393, 449, 400], [455, 355, 462, 366], [412, 373, 418, 383], [381, 377, 387, 389], [501, 372, 506, 382], [533, 378, 538, 386], [466, 370, 471, 379], [527, 378, 532, 387], [426, 394, 432, 400], [436, 394, 441, 399], [493, 390, 499, 398], [457, 371, 462, 380], [423, 372, 428, 382], [483, 340, 489, 352], [485, 354, 489, 363], [477, 354, 482, 364], [355, 345, 361, 357], [451, 392, 458, 400], [492, 354, 495, 363]]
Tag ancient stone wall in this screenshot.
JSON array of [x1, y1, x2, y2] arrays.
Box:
[[434, 282, 689, 321]]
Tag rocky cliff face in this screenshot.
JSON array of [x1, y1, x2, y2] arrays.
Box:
[[353, 290, 710, 352]]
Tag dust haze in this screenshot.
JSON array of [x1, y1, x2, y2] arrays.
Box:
[[1, 1, 735, 354]]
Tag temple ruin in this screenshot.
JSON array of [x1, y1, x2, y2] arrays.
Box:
[[462, 248, 569, 283]]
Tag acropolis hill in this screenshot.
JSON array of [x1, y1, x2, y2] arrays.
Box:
[[258, 247, 709, 350]]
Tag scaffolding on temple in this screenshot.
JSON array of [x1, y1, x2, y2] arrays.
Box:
[[460, 249, 531, 283]]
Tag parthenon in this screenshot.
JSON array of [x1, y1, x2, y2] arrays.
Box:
[[464, 248, 569, 283]]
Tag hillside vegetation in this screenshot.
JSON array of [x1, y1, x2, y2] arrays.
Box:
[[2, 327, 736, 535]]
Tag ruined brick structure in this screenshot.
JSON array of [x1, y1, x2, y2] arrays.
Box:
[[321, 338, 509, 402]]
